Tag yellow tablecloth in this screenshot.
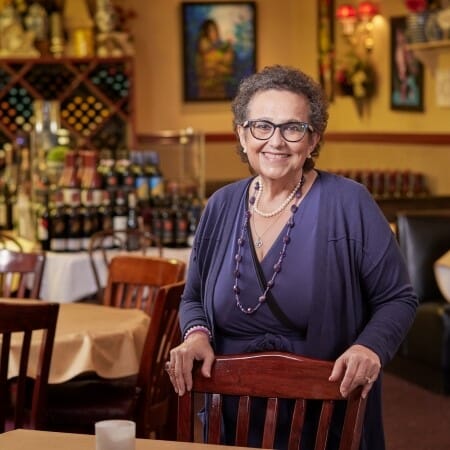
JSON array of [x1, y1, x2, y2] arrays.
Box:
[[8, 302, 150, 383]]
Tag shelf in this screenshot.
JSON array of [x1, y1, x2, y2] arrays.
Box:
[[0, 56, 135, 152], [406, 39, 450, 75]]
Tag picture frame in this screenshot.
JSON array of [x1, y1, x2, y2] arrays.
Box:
[[390, 16, 424, 112], [181, 1, 257, 102], [317, 0, 335, 102]]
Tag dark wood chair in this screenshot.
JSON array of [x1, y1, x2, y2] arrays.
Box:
[[0, 300, 59, 432], [177, 352, 367, 450], [0, 249, 46, 298], [103, 254, 185, 314], [88, 229, 163, 302], [46, 280, 185, 439]]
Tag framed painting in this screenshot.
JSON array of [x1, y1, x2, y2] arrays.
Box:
[[317, 0, 335, 102], [181, 2, 257, 102], [390, 16, 424, 112]]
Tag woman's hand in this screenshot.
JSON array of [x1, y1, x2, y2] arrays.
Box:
[[166, 331, 215, 396], [329, 344, 381, 399]]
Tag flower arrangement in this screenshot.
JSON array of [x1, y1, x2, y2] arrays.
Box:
[[335, 53, 376, 116], [404, 0, 428, 13]]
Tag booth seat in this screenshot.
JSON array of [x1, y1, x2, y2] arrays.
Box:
[[386, 210, 450, 394]]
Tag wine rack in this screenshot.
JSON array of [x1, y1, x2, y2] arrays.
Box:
[[0, 56, 135, 152]]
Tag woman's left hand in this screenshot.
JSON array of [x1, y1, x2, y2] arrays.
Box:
[[329, 344, 381, 399]]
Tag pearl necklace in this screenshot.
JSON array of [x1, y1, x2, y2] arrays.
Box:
[[233, 175, 305, 315], [253, 176, 304, 218]]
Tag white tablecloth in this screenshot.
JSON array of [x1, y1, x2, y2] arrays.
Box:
[[39, 247, 191, 303], [434, 249, 450, 303]]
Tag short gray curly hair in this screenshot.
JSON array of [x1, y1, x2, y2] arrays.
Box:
[[231, 65, 329, 171]]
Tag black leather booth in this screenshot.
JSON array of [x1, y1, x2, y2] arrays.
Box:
[[386, 210, 450, 394]]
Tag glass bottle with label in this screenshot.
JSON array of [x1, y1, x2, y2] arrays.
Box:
[[36, 192, 51, 251], [65, 190, 83, 252], [113, 190, 128, 246], [59, 150, 80, 206], [98, 190, 115, 248], [49, 190, 67, 252], [126, 191, 140, 250]]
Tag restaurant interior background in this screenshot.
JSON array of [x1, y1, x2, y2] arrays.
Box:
[[130, 0, 450, 195]]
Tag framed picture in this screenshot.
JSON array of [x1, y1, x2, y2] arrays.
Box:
[[317, 0, 335, 102], [390, 16, 424, 112], [181, 2, 257, 102]]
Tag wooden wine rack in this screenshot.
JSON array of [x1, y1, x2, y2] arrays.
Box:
[[0, 56, 135, 152]]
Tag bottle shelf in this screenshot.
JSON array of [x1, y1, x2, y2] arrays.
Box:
[[406, 39, 450, 74], [0, 56, 135, 152]]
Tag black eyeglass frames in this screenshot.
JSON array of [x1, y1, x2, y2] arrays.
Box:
[[242, 120, 314, 142]]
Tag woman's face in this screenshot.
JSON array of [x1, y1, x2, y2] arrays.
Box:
[[237, 89, 318, 183]]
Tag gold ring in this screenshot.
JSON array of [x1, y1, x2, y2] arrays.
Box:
[[165, 362, 175, 376]]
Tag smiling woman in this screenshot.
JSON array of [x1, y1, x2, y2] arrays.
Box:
[[165, 65, 418, 450]]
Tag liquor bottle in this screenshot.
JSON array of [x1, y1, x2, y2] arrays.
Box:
[[126, 191, 140, 250], [160, 195, 174, 247], [98, 189, 115, 248], [65, 190, 83, 252], [113, 190, 128, 246], [58, 150, 80, 206], [115, 152, 135, 190], [172, 194, 189, 248], [131, 150, 149, 203], [49, 190, 67, 252], [81, 189, 100, 250], [149, 195, 163, 246], [146, 151, 164, 198], [16, 147, 35, 240], [80, 150, 103, 208], [0, 179, 13, 230], [36, 192, 51, 251]]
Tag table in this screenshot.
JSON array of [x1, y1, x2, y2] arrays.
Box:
[[39, 247, 191, 303], [0, 429, 254, 449], [8, 302, 150, 383], [434, 249, 450, 302]]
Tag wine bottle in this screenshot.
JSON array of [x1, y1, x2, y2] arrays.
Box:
[[49, 190, 67, 252]]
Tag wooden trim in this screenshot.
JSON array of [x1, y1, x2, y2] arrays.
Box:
[[138, 132, 450, 146]]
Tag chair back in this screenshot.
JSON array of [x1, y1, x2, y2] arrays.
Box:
[[396, 210, 450, 302], [103, 254, 185, 314], [0, 249, 46, 298], [0, 300, 59, 432], [177, 352, 367, 450], [135, 280, 184, 438], [0, 233, 23, 251], [88, 229, 163, 302]]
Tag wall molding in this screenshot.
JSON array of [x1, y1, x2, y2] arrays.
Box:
[[138, 132, 450, 146]]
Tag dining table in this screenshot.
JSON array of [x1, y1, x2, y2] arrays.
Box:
[[7, 300, 150, 383], [39, 246, 191, 303], [0, 429, 254, 449]]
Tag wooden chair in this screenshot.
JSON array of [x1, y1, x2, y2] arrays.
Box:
[[0, 233, 23, 251], [0, 300, 59, 432], [46, 281, 185, 439], [0, 249, 46, 298], [103, 254, 185, 314], [177, 352, 367, 450], [88, 229, 163, 302]]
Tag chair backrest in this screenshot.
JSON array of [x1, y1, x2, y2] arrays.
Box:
[[177, 352, 367, 450], [0, 233, 23, 251], [0, 249, 46, 298], [0, 300, 59, 432], [103, 254, 185, 314], [88, 229, 163, 302], [396, 210, 450, 302], [135, 280, 184, 439]]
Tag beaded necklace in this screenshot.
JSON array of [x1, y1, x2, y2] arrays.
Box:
[[233, 175, 305, 314]]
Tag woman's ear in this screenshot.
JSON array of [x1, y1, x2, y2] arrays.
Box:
[[237, 124, 247, 150]]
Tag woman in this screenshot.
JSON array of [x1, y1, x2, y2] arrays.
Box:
[[167, 65, 417, 449]]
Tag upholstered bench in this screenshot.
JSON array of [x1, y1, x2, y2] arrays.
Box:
[[386, 210, 450, 394]]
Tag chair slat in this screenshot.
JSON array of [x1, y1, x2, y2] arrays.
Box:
[[315, 400, 334, 450], [261, 397, 279, 449], [235, 395, 251, 446]]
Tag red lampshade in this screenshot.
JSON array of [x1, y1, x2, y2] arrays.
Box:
[[357, 1, 379, 21], [336, 4, 357, 21]]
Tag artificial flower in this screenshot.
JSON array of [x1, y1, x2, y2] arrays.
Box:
[[404, 0, 428, 13]]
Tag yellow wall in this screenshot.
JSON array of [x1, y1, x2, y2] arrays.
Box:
[[126, 0, 450, 194]]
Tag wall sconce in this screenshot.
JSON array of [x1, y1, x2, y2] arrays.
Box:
[[336, 1, 380, 52]]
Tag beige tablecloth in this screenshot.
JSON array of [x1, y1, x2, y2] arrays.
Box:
[[9, 303, 150, 383], [434, 249, 450, 303]]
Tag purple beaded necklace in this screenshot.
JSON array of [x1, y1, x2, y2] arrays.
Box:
[[233, 175, 305, 314]]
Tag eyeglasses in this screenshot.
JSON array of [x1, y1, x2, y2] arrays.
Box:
[[242, 120, 314, 143]]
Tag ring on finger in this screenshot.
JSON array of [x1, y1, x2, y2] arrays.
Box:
[[365, 376, 373, 384], [165, 362, 176, 376]]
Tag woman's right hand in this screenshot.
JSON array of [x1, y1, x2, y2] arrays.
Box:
[[167, 331, 215, 396]]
